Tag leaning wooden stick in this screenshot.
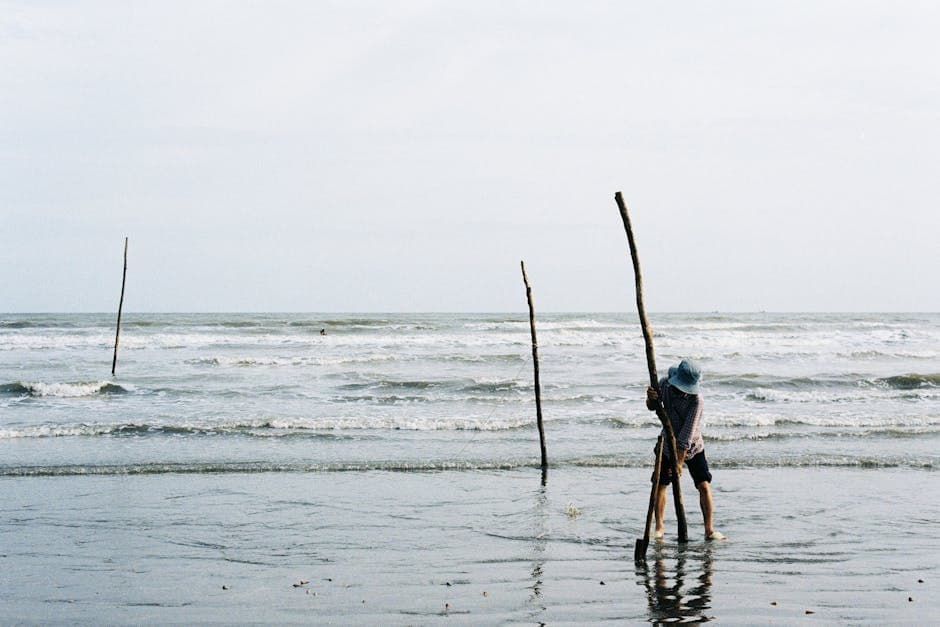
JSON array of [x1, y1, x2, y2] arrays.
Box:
[[521, 261, 548, 475], [614, 192, 688, 552], [111, 237, 128, 376], [635, 435, 665, 561]]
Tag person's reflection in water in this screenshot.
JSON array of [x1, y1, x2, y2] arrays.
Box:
[[638, 543, 714, 624]]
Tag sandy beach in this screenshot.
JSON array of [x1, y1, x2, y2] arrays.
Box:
[[2, 466, 936, 624]]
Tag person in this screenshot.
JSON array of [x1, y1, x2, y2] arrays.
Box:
[[646, 358, 726, 541]]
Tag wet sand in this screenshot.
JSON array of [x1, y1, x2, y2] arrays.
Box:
[[1, 466, 937, 624]]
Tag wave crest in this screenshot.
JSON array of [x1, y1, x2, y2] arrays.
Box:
[[875, 373, 940, 389], [0, 455, 932, 477], [0, 381, 130, 398]]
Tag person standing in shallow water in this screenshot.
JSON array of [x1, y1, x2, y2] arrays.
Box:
[[647, 359, 726, 541]]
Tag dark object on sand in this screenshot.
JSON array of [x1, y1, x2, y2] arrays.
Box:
[[615, 192, 688, 560], [111, 237, 128, 376], [521, 261, 548, 481]]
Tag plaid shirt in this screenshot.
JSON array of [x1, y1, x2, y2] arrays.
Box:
[[658, 377, 704, 460]]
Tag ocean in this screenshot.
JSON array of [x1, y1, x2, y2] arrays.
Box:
[[1, 312, 938, 623]]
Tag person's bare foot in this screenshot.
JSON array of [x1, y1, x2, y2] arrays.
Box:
[[654, 528, 664, 540], [706, 530, 727, 541]]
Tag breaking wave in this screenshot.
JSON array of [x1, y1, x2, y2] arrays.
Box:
[[0, 381, 130, 398], [0, 455, 931, 477], [0, 415, 538, 439], [875, 373, 940, 389]]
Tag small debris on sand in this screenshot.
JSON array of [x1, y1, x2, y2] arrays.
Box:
[[292, 580, 309, 588], [918, 579, 924, 583], [221, 585, 230, 591], [482, 591, 488, 597], [770, 601, 777, 606], [599, 581, 606, 586], [909, 597, 914, 602], [805, 610, 815, 615], [566, 503, 582, 518]]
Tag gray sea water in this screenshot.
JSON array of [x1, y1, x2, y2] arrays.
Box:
[[1, 312, 938, 623]]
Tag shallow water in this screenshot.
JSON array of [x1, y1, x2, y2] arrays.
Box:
[[2, 467, 937, 624]]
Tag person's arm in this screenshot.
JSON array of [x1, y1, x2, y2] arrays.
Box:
[[675, 448, 687, 474], [675, 396, 703, 454]]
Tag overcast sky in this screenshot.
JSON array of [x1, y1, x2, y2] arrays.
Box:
[[2, 1, 937, 312]]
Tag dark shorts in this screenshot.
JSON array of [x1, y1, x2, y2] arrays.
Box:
[[652, 450, 713, 487]]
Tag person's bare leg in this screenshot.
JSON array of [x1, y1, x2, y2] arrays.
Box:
[[697, 480, 725, 539], [653, 484, 668, 539]]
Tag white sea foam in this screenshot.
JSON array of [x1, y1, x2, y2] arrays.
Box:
[[0, 414, 538, 439], [0, 423, 128, 438], [705, 410, 940, 429], [9, 381, 131, 398], [184, 353, 403, 368]]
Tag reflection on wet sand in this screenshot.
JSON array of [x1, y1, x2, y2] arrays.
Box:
[[527, 485, 548, 623], [639, 543, 714, 623]]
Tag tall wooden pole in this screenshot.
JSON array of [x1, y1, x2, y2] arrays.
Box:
[[111, 237, 128, 376], [521, 261, 548, 477], [614, 192, 688, 546]]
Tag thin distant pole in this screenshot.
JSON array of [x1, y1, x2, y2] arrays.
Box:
[[521, 260, 547, 477], [111, 237, 128, 376]]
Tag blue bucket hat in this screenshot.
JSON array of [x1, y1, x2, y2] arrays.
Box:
[[668, 359, 701, 395]]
